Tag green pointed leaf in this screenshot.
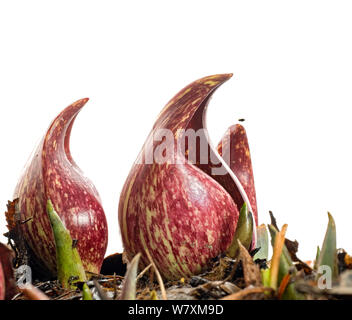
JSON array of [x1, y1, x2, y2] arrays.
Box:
[[226, 203, 254, 258], [314, 246, 320, 271], [46, 200, 86, 289], [253, 224, 269, 260], [150, 290, 158, 300], [316, 212, 338, 280], [268, 225, 304, 300], [119, 253, 141, 300], [82, 283, 93, 300]]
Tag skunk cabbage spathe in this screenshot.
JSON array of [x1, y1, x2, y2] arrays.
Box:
[[14, 99, 108, 275], [119, 74, 258, 279]]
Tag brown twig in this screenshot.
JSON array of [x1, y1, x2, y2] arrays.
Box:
[[144, 248, 167, 300], [53, 289, 77, 300], [113, 273, 118, 300], [221, 286, 273, 300], [20, 284, 50, 300], [277, 274, 291, 299], [270, 224, 288, 290], [136, 263, 152, 281]]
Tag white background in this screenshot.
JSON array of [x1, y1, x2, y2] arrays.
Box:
[[1, 1, 352, 261]]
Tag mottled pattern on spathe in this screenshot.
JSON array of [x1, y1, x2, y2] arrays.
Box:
[[14, 99, 108, 275], [119, 74, 257, 280], [217, 124, 258, 225]]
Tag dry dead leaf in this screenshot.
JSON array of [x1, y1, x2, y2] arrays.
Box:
[[285, 238, 313, 274], [344, 253, 352, 269], [237, 240, 262, 287], [4, 199, 18, 231]]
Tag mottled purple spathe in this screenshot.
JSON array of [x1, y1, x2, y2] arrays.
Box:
[[14, 99, 108, 274], [119, 74, 257, 280], [217, 124, 258, 226]]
